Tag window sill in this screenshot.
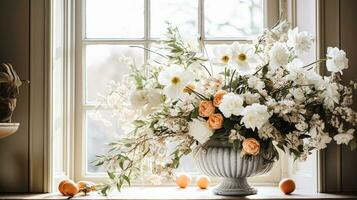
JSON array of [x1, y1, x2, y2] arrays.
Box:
[[0, 186, 356, 200]]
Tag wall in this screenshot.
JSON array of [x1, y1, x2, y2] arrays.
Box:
[[0, 0, 30, 192], [320, 0, 357, 193]]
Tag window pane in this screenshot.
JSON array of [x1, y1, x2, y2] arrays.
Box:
[[86, 0, 144, 38], [85, 45, 144, 104], [150, 0, 198, 38], [53, 0, 65, 177], [205, 0, 264, 38], [86, 110, 123, 173]]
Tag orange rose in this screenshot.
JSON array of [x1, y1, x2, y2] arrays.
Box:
[[213, 90, 227, 107], [242, 138, 260, 156], [199, 101, 215, 117], [208, 113, 223, 129]]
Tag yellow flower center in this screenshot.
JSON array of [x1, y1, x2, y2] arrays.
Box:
[[221, 55, 230, 64], [171, 76, 181, 85], [238, 53, 247, 62]]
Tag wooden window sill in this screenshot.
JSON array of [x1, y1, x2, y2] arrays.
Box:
[[0, 186, 356, 200]]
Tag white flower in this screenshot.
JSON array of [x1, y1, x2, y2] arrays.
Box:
[[306, 70, 324, 90], [247, 76, 265, 91], [322, 78, 340, 110], [290, 88, 305, 103], [158, 65, 193, 99], [269, 42, 290, 69], [333, 129, 355, 145], [218, 93, 244, 118], [146, 89, 163, 108], [241, 103, 271, 131], [229, 42, 258, 75], [211, 45, 232, 66], [287, 27, 313, 56], [326, 47, 349, 73], [188, 119, 213, 144], [243, 92, 260, 105], [130, 90, 148, 109]]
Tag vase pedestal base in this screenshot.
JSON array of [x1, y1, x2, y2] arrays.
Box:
[[213, 178, 257, 196]]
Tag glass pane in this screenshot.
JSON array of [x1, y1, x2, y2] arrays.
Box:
[[52, 0, 65, 177], [205, 0, 264, 38], [86, 110, 124, 173], [86, 0, 144, 38], [150, 0, 198, 38], [85, 45, 144, 103]]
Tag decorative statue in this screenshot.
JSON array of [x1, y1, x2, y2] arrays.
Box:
[[0, 63, 23, 123]]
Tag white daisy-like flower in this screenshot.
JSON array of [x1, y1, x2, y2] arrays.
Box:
[[326, 47, 349, 74], [211, 45, 232, 66], [247, 76, 265, 91], [229, 42, 258, 75], [333, 129, 355, 145], [188, 118, 214, 144], [241, 103, 271, 131], [287, 27, 313, 56], [158, 65, 194, 99], [218, 92, 244, 118], [269, 42, 290, 69]]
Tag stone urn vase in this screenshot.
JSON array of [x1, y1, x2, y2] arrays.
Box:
[[194, 140, 274, 196]]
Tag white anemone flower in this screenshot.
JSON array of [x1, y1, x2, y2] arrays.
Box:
[[241, 103, 271, 131], [211, 45, 232, 66], [158, 65, 193, 99], [287, 27, 313, 56], [218, 92, 244, 118], [269, 42, 290, 69], [229, 42, 258, 75], [326, 47, 349, 74]]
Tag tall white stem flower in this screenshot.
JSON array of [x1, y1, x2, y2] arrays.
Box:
[[269, 42, 289, 69], [158, 65, 193, 99], [211, 45, 232, 66], [287, 27, 313, 56]]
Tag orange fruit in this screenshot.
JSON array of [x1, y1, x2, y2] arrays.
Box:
[[196, 175, 210, 189], [77, 181, 96, 193], [62, 180, 79, 196], [279, 178, 296, 194], [58, 179, 70, 195], [175, 173, 191, 188]]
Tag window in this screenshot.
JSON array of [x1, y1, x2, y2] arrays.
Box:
[[72, 0, 281, 184]]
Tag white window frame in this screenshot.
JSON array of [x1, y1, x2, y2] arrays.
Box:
[[71, 0, 285, 185]]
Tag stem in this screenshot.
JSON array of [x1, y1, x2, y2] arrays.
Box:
[[229, 70, 237, 92], [199, 63, 212, 76], [130, 45, 167, 58], [303, 59, 327, 69]]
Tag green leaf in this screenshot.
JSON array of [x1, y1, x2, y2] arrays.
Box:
[[107, 171, 116, 180], [123, 175, 131, 186], [133, 120, 146, 127]]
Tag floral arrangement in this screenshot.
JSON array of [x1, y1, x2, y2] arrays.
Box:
[[93, 21, 357, 195]]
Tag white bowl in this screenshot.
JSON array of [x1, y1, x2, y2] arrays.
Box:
[[0, 123, 20, 139]]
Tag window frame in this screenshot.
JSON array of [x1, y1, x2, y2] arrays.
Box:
[[73, 0, 282, 185]]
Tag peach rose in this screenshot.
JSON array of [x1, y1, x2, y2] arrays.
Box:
[[199, 101, 215, 117], [213, 90, 227, 107], [242, 138, 260, 156], [208, 113, 223, 129]]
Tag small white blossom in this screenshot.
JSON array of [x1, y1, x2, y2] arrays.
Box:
[[243, 92, 260, 105], [326, 47, 349, 74], [130, 90, 148, 109], [247, 76, 265, 91], [219, 93, 244, 118], [333, 129, 355, 145], [322, 78, 340, 110]]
